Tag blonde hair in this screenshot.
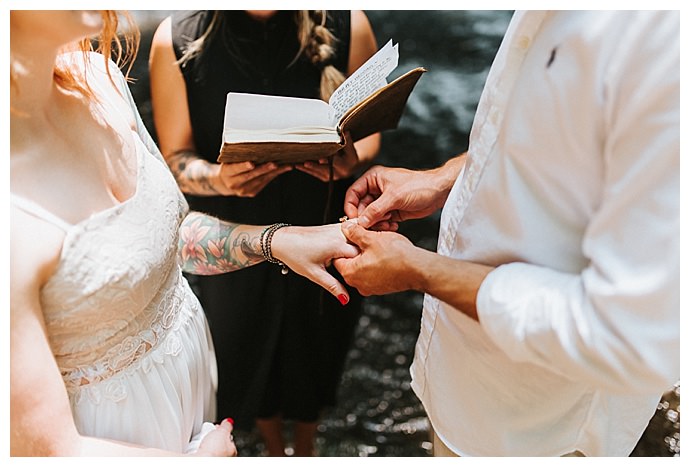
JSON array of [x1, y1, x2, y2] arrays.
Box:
[[11, 10, 139, 100], [178, 10, 346, 101], [295, 10, 346, 101]]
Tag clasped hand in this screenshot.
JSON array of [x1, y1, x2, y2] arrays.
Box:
[[271, 220, 418, 301], [270, 223, 359, 305], [333, 219, 418, 297], [331, 162, 461, 296], [271, 160, 461, 302]]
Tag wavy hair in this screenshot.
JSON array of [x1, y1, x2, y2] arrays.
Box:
[[177, 10, 346, 101]]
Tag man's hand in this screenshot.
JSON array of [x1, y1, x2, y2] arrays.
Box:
[[333, 220, 421, 296], [343, 158, 462, 230], [334, 219, 490, 321]]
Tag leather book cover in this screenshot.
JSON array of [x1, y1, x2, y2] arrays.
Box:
[[218, 141, 343, 165], [339, 67, 426, 142], [217, 67, 426, 165]]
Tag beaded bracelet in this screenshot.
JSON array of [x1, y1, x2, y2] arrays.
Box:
[[260, 223, 291, 275]]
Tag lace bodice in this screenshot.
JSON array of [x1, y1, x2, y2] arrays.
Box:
[[37, 132, 189, 392]]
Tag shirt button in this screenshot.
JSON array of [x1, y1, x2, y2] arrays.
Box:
[[518, 35, 531, 49]]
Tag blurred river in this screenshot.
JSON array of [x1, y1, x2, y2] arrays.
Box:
[[128, 10, 678, 457]]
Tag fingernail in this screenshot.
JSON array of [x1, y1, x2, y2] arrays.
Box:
[[342, 220, 355, 230], [359, 216, 370, 227], [224, 417, 234, 426], [338, 294, 349, 306]]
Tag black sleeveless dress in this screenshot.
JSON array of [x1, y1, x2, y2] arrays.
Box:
[[171, 11, 362, 429]]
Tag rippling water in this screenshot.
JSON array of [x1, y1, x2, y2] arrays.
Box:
[[128, 10, 678, 457]]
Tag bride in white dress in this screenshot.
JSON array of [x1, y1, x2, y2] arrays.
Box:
[[10, 10, 359, 456]]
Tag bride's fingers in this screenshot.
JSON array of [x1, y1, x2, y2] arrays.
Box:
[[309, 267, 350, 306], [337, 242, 360, 258], [220, 418, 234, 429], [217, 418, 234, 437], [369, 220, 399, 232]]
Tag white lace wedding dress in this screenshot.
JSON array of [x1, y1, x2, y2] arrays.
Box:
[[11, 53, 217, 453]]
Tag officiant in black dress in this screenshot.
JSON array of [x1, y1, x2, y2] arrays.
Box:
[[148, 10, 380, 456]]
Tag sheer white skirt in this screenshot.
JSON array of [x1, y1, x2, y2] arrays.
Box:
[[67, 284, 217, 453]]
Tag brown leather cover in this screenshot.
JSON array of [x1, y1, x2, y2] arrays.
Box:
[[218, 141, 344, 165], [217, 67, 426, 165], [339, 67, 426, 142]]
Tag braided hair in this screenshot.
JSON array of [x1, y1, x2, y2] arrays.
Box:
[[294, 10, 346, 101]]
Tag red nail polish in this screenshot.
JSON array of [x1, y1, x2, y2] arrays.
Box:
[[338, 294, 349, 306], [224, 417, 234, 426]]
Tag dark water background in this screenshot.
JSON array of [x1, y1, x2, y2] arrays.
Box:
[[127, 10, 679, 457]]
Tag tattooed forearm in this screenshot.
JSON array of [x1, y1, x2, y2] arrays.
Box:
[[166, 150, 221, 196], [179, 211, 265, 275]]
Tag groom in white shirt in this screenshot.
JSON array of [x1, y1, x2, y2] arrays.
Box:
[[334, 10, 679, 457]]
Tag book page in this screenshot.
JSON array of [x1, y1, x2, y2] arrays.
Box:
[[223, 128, 340, 144], [224, 92, 333, 133], [328, 39, 399, 123]]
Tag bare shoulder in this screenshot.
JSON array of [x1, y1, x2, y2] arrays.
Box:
[[350, 10, 375, 43], [348, 11, 378, 74], [149, 16, 178, 74], [11, 205, 65, 299], [151, 15, 173, 47], [351, 10, 372, 30]]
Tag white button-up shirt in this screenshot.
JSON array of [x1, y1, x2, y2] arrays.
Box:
[[410, 10, 679, 456]]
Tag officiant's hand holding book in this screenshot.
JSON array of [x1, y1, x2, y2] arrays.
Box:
[[218, 40, 426, 165]]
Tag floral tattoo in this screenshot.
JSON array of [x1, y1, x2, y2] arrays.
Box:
[[179, 211, 264, 275]]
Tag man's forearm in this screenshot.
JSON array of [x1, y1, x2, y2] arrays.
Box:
[[433, 152, 467, 206], [166, 150, 222, 196], [411, 247, 492, 322]]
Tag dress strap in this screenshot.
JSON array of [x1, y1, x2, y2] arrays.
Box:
[[10, 193, 73, 232]]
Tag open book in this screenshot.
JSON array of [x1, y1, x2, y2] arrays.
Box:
[[218, 40, 426, 165]]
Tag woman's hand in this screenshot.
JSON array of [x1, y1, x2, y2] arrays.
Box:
[[164, 150, 292, 197], [216, 161, 292, 197], [193, 419, 237, 457], [296, 132, 361, 182], [270, 223, 360, 305]]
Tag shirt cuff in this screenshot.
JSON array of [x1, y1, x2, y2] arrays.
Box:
[[476, 262, 575, 365]]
